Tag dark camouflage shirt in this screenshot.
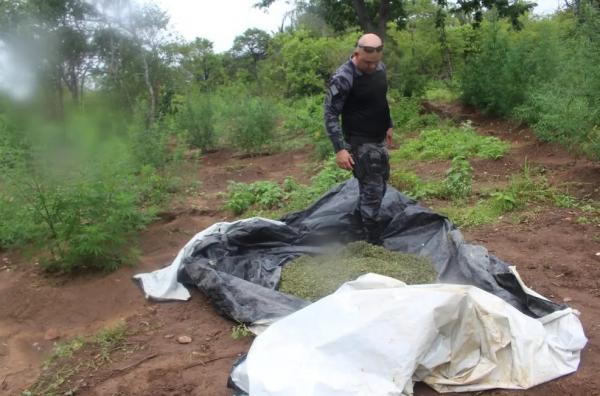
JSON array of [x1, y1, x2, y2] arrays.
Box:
[[324, 58, 393, 153]]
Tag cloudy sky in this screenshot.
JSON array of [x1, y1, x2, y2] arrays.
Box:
[[155, 0, 563, 53]]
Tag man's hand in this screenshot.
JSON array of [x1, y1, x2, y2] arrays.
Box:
[[386, 128, 393, 147], [336, 149, 354, 170]]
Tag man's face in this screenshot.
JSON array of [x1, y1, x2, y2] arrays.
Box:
[[354, 49, 383, 74]]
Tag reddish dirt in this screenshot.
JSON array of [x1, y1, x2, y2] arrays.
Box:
[[1, 106, 599, 395]]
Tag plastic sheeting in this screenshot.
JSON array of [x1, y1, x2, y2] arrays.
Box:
[[134, 179, 565, 324], [231, 274, 587, 395]]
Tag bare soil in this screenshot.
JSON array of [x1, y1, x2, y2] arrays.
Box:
[[1, 106, 599, 396]]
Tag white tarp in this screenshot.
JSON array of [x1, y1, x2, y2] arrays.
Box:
[[235, 273, 587, 395]]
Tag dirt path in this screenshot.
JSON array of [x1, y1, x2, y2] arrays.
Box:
[[1, 105, 599, 395]]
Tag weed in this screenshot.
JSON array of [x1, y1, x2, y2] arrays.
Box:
[[224, 181, 285, 215], [576, 216, 591, 225], [26, 322, 132, 396], [175, 92, 216, 151], [439, 163, 584, 228], [391, 122, 509, 162], [228, 96, 278, 154], [443, 156, 473, 199], [43, 338, 86, 370], [389, 170, 442, 200], [94, 321, 128, 364], [231, 323, 253, 340]]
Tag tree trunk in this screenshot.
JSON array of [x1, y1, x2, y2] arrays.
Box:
[[377, 0, 391, 38], [352, 0, 375, 32]]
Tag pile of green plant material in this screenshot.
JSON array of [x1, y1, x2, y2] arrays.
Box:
[[279, 242, 437, 301]]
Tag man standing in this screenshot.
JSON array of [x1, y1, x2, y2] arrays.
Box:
[[324, 33, 393, 245]]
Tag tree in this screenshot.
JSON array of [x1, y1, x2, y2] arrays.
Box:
[[174, 38, 224, 89], [231, 28, 271, 79], [257, 0, 407, 38], [257, 0, 535, 38]]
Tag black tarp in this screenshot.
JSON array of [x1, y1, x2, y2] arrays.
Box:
[[177, 179, 565, 325]]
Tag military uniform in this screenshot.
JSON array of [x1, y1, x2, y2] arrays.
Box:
[[324, 58, 393, 244]]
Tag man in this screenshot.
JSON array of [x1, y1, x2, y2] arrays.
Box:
[[324, 33, 393, 245]]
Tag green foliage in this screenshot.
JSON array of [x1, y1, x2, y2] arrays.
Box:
[[461, 13, 527, 116], [388, 93, 441, 133], [231, 323, 253, 340], [224, 181, 285, 215], [174, 91, 215, 151], [391, 121, 509, 161], [0, 107, 175, 272], [424, 80, 461, 102], [94, 321, 128, 363], [489, 162, 554, 212], [460, 8, 600, 158], [443, 156, 473, 199], [439, 200, 501, 228], [282, 95, 330, 158], [128, 101, 171, 168], [389, 170, 442, 200], [439, 163, 578, 228], [261, 29, 354, 97], [227, 96, 278, 154]]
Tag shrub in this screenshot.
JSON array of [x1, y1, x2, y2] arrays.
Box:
[[442, 156, 473, 199], [224, 181, 285, 215], [175, 91, 215, 151], [228, 96, 278, 154]]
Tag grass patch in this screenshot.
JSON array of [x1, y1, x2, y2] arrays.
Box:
[[438, 163, 585, 228], [390, 157, 473, 201], [279, 241, 437, 301], [391, 121, 510, 162], [25, 321, 133, 396]]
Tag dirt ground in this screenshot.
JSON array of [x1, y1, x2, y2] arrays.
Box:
[[1, 105, 599, 396]]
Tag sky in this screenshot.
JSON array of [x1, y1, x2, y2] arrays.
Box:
[[154, 0, 296, 53], [155, 0, 563, 53]]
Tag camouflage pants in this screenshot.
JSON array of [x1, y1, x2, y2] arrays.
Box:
[[351, 142, 390, 244]]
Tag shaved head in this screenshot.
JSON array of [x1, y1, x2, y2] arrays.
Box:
[[357, 33, 383, 48]]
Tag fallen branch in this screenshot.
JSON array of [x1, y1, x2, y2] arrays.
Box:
[[183, 353, 243, 370], [111, 353, 158, 374]]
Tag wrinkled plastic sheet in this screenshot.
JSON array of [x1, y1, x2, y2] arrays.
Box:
[[134, 179, 566, 323], [230, 274, 586, 395]]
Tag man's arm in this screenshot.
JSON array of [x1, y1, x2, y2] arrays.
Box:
[[324, 75, 351, 153], [324, 74, 355, 169]]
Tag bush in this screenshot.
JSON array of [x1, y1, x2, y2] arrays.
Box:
[[443, 156, 473, 199], [228, 96, 278, 154], [282, 95, 330, 159], [388, 93, 442, 134], [224, 181, 285, 215], [0, 106, 173, 272], [175, 91, 215, 151], [128, 102, 171, 168]]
